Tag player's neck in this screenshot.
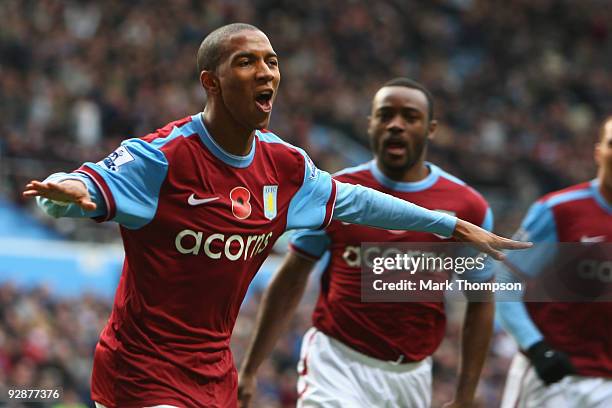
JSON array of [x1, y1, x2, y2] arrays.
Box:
[[598, 171, 612, 205], [202, 107, 254, 156], [379, 160, 429, 183]]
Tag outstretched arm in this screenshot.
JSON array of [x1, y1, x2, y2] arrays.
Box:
[[333, 181, 532, 260], [22, 139, 169, 228], [445, 300, 494, 408], [238, 252, 316, 408], [288, 152, 531, 259], [496, 201, 575, 385], [23, 177, 102, 215], [445, 209, 495, 407]]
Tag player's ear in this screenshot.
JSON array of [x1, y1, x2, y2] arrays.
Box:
[[200, 70, 220, 95], [594, 142, 601, 166], [366, 115, 374, 134], [366, 115, 374, 136], [427, 120, 438, 140]]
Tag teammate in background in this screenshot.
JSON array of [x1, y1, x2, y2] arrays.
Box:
[[238, 78, 496, 408], [497, 116, 612, 408], [23, 24, 527, 407]]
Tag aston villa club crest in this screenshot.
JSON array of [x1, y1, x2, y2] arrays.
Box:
[[263, 185, 278, 220]]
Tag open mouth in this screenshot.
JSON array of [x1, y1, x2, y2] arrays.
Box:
[[255, 90, 274, 113], [384, 140, 407, 156]]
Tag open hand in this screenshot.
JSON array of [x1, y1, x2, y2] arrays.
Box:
[[452, 219, 532, 260], [23, 180, 97, 211]]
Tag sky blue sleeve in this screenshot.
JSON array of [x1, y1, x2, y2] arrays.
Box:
[[462, 207, 495, 283], [41, 139, 169, 229], [495, 201, 558, 350], [481, 207, 493, 232], [289, 229, 331, 261], [286, 150, 336, 230], [503, 201, 558, 275], [36, 172, 107, 219], [496, 288, 544, 349], [332, 181, 457, 236]]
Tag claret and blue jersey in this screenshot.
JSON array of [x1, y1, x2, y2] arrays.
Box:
[[290, 160, 493, 363], [37, 113, 459, 406], [497, 180, 612, 378], [39, 113, 339, 406]]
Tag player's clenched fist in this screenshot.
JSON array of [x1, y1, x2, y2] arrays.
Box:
[[237, 372, 256, 408], [23, 180, 97, 211]]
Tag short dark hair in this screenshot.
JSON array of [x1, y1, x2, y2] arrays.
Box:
[[382, 77, 435, 120], [197, 23, 261, 73]]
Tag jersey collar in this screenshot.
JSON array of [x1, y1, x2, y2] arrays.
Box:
[[591, 179, 612, 214], [192, 113, 256, 168], [369, 160, 440, 192]]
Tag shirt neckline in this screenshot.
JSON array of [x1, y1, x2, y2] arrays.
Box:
[[369, 160, 440, 192], [590, 179, 612, 214], [192, 113, 256, 168]]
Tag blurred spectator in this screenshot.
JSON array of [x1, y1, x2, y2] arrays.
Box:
[[0, 283, 108, 406], [0, 281, 515, 407], [2, 0, 610, 240]]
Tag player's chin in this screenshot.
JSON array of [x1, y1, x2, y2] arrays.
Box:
[[381, 153, 408, 168], [252, 113, 271, 130], [383, 157, 416, 173]]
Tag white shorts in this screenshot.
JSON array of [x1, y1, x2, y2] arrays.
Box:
[[95, 404, 178, 408], [501, 353, 612, 408], [296, 327, 432, 408]]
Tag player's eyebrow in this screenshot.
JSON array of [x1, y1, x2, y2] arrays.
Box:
[[231, 51, 278, 61], [376, 105, 423, 115]]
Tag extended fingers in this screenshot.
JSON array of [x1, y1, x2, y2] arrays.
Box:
[[22, 189, 40, 198], [494, 236, 533, 250], [485, 245, 505, 261], [77, 198, 97, 211], [28, 180, 51, 190], [24, 180, 59, 193], [23, 180, 49, 198]]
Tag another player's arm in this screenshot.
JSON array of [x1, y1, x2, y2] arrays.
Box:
[[495, 202, 575, 385], [446, 299, 494, 408], [446, 208, 495, 408], [497, 273, 575, 385], [238, 250, 317, 408]]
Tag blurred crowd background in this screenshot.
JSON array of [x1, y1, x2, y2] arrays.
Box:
[[0, 282, 517, 408], [1, 0, 610, 406]]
